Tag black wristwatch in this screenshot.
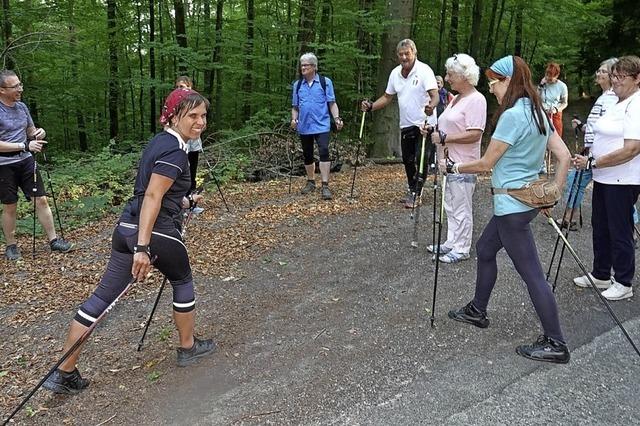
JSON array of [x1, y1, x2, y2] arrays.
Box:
[[133, 244, 151, 259]]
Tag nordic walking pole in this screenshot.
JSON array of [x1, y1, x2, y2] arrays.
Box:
[[40, 150, 66, 240], [32, 155, 37, 259], [546, 216, 640, 358], [137, 277, 168, 352], [287, 133, 293, 194], [350, 111, 366, 198], [410, 126, 432, 248], [430, 149, 448, 328], [2, 268, 150, 426], [545, 168, 582, 282], [431, 143, 440, 247], [550, 169, 585, 290], [200, 146, 231, 212]]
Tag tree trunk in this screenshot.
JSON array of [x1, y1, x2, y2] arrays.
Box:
[[436, 0, 447, 72], [296, 0, 316, 55], [356, 0, 375, 97], [242, 0, 254, 118], [483, 0, 498, 62], [1, 0, 13, 69], [489, 0, 506, 59], [514, 2, 523, 56], [469, 0, 482, 59], [203, 0, 213, 102], [317, 0, 331, 59], [135, 0, 145, 140], [370, 0, 414, 157], [449, 0, 459, 54], [212, 0, 224, 130], [107, 0, 119, 139], [149, 0, 157, 134], [174, 0, 187, 74]]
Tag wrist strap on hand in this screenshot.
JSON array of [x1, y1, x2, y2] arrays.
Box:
[[134, 244, 152, 259]]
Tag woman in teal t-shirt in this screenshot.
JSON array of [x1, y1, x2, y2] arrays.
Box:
[[445, 56, 572, 364]]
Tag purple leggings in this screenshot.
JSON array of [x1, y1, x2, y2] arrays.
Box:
[[472, 209, 565, 343]]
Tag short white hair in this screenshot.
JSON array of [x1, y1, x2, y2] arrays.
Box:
[[299, 52, 318, 69], [396, 39, 417, 55], [445, 53, 480, 86]]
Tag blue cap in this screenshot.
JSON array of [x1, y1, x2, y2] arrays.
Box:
[[490, 55, 514, 78]]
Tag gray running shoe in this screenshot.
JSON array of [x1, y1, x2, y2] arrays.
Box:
[[301, 180, 316, 194], [5, 244, 21, 260], [43, 368, 90, 394], [177, 337, 216, 367], [321, 185, 332, 200], [50, 238, 74, 253]]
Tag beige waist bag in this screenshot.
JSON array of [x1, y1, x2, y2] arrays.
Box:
[[491, 179, 560, 209]]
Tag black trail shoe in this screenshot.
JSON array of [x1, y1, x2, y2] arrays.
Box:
[[321, 184, 332, 200], [5, 244, 21, 260], [50, 238, 75, 253], [516, 335, 570, 364], [43, 368, 90, 394], [300, 180, 316, 195], [448, 302, 490, 328], [177, 337, 216, 367]]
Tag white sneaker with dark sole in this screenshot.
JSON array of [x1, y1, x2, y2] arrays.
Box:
[[601, 281, 633, 301], [573, 274, 611, 289]]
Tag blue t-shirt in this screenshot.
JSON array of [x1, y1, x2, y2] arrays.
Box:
[[291, 74, 336, 135], [0, 101, 34, 165], [119, 130, 190, 230], [491, 98, 552, 216]]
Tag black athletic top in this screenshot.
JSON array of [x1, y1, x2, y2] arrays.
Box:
[[119, 129, 190, 230]]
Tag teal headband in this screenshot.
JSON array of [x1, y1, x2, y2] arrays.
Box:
[[490, 55, 514, 78]]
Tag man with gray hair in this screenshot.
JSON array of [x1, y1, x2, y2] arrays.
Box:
[[0, 70, 73, 260], [362, 39, 439, 208], [291, 52, 343, 200]]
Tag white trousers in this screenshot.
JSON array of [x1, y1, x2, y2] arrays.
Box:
[[443, 174, 476, 254]]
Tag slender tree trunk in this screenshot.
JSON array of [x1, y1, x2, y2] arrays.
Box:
[[158, 0, 166, 83], [317, 0, 331, 59], [502, 8, 514, 56], [356, 0, 375, 97], [296, 0, 316, 55], [203, 0, 213, 102], [489, 0, 506, 59], [135, 0, 145, 140], [174, 0, 187, 74], [469, 0, 482, 59], [483, 0, 498, 62], [1, 0, 13, 69], [436, 0, 447, 72], [242, 0, 254, 118], [371, 0, 414, 157], [514, 2, 523, 56], [149, 0, 157, 134], [212, 0, 224, 130], [449, 0, 459, 54], [107, 0, 119, 139]]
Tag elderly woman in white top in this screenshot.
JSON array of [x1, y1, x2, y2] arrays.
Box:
[[573, 55, 640, 301], [557, 58, 618, 230], [425, 54, 487, 263]]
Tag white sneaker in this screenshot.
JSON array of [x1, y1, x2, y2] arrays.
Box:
[[191, 206, 205, 215], [601, 280, 633, 301], [427, 244, 452, 255], [573, 274, 611, 289]]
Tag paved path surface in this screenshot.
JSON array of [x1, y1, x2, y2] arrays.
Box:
[[125, 185, 640, 425]]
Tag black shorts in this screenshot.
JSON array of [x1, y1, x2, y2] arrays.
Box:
[[0, 156, 46, 204]]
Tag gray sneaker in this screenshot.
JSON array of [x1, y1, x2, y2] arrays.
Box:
[[177, 337, 216, 367], [5, 244, 21, 260], [50, 238, 74, 253], [43, 368, 90, 394], [321, 185, 332, 200], [301, 180, 316, 194]]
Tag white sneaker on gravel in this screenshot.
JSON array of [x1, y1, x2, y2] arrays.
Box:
[[601, 280, 633, 301], [573, 274, 611, 289], [427, 244, 452, 255]]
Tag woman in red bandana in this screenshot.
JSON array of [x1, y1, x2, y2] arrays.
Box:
[[43, 89, 215, 395]]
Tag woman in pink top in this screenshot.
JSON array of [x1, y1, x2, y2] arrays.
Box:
[[426, 53, 487, 263]]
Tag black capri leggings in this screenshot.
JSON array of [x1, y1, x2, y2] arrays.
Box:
[[75, 223, 195, 327], [300, 132, 330, 165]]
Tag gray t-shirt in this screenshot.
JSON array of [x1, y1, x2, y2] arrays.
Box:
[[0, 101, 33, 165]]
